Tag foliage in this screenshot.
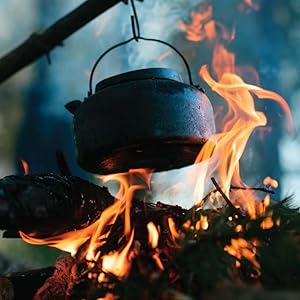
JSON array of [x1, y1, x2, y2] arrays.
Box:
[[71, 198, 300, 300]]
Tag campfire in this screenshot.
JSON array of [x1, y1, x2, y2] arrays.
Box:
[[0, 1, 299, 300]]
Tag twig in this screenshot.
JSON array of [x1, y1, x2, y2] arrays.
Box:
[[230, 185, 275, 194], [195, 184, 275, 211], [211, 177, 241, 215]]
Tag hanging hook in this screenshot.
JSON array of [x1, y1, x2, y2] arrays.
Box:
[[130, 0, 140, 39], [88, 0, 198, 95], [131, 16, 139, 41]]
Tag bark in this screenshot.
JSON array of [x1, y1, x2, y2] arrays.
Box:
[[0, 267, 54, 300], [0, 174, 114, 237], [33, 256, 76, 300]]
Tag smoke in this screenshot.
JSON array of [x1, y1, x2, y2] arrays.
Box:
[[123, 0, 206, 208], [125, 0, 204, 72]]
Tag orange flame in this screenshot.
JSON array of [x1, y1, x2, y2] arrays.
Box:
[[196, 215, 209, 231], [168, 217, 180, 240], [20, 169, 150, 278], [175, 0, 294, 222], [224, 238, 260, 274], [20, 159, 29, 175], [263, 176, 279, 189], [101, 230, 135, 279], [147, 222, 159, 249], [192, 40, 293, 218], [177, 5, 216, 42], [260, 217, 274, 230]]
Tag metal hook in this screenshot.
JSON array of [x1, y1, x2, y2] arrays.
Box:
[[130, 0, 140, 39], [88, 0, 197, 95]]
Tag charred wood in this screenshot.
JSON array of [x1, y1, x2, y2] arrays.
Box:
[[33, 256, 76, 300], [0, 267, 53, 300], [0, 175, 114, 237]]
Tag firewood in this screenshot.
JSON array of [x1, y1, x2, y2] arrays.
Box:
[[0, 267, 54, 300], [33, 256, 76, 300], [0, 278, 14, 300], [0, 174, 114, 237]]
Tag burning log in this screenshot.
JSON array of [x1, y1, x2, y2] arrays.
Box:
[[33, 255, 76, 300], [0, 174, 114, 237]]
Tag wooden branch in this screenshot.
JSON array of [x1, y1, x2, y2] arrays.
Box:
[[211, 177, 242, 215], [230, 185, 275, 194], [0, 174, 114, 237], [0, 0, 124, 83]]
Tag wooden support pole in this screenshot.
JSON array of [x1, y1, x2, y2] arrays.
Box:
[[0, 0, 125, 83]]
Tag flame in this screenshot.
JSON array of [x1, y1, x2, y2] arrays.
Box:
[[177, 4, 216, 42], [20, 159, 29, 175], [146, 222, 165, 270], [263, 176, 279, 189], [20, 169, 150, 278], [147, 222, 159, 249], [168, 217, 180, 240], [260, 217, 274, 230], [224, 238, 260, 273], [97, 293, 117, 300], [152, 252, 164, 271], [19, 230, 91, 257], [192, 39, 293, 218], [196, 215, 209, 231], [101, 230, 135, 279]]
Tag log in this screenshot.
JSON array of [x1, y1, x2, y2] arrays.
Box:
[[0, 267, 54, 300], [33, 256, 76, 300], [0, 175, 114, 237], [0, 0, 126, 83]]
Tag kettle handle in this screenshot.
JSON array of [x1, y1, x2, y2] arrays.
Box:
[[88, 36, 197, 96]]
